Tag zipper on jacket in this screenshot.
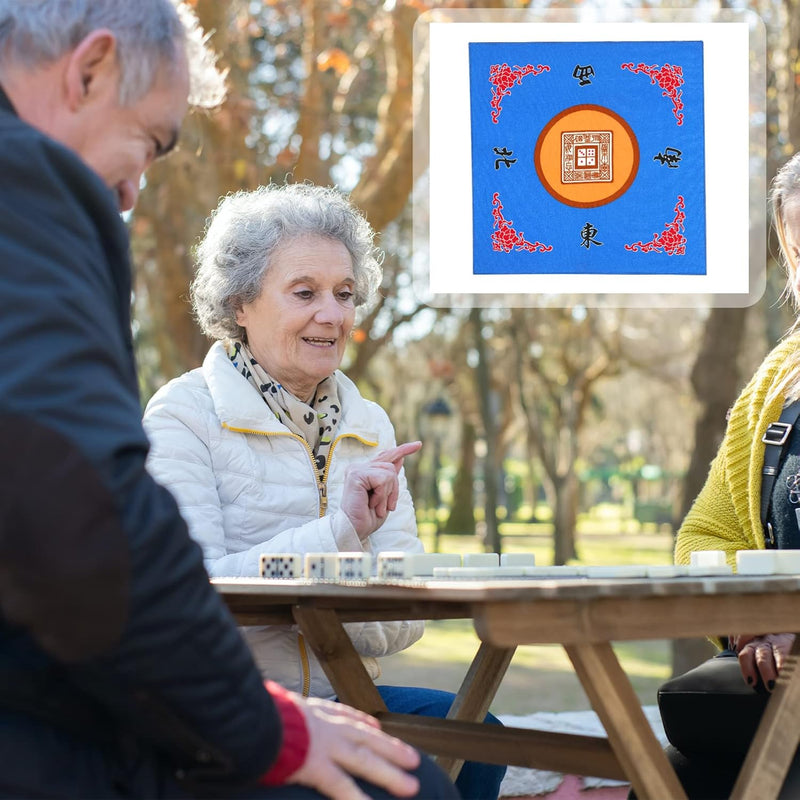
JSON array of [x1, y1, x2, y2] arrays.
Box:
[[315, 432, 379, 517], [297, 634, 311, 697], [221, 423, 378, 518], [221, 423, 379, 696], [221, 424, 328, 515], [322, 434, 378, 493]]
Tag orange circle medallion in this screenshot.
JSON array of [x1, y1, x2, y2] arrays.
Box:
[[534, 104, 639, 208]]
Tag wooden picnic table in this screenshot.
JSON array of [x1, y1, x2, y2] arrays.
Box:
[[215, 573, 800, 800]]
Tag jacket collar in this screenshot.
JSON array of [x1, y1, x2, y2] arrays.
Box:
[[0, 84, 17, 116], [202, 341, 379, 440]]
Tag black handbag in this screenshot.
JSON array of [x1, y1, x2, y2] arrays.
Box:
[[657, 649, 768, 758], [657, 399, 800, 759]]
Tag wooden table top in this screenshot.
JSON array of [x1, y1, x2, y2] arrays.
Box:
[[215, 573, 800, 601], [215, 574, 800, 645]]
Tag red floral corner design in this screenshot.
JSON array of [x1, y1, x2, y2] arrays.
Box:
[[489, 63, 550, 124], [620, 62, 684, 126], [492, 193, 553, 253], [624, 195, 686, 255]]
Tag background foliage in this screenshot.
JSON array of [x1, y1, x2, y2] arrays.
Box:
[[132, 1, 800, 677]]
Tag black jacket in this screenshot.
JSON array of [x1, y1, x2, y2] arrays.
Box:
[[0, 87, 281, 793]]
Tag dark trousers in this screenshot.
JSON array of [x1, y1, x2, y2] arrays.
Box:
[[628, 744, 800, 800], [0, 709, 459, 799]]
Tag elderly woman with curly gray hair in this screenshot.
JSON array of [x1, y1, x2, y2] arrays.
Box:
[[143, 182, 506, 800]]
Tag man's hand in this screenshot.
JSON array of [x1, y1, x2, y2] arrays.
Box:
[[340, 442, 422, 541], [731, 632, 795, 691], [287, 695, 421, 800]]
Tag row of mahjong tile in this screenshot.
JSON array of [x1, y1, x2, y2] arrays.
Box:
[[259, 551, 533, 581], [259, 549, 800, 581], [691, 549, 800, 575]]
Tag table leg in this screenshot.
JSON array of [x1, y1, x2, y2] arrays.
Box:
[[436, 642, 516, 779], [292, 606, 388, 715], [294, 607, 516, 782], [565, 642, 686, 800], [730, 635, 800, 800]]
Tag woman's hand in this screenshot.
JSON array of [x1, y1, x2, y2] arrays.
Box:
[[730, 632, 795, 691], [287, 694, 421, 800], [340, 441, 422, 541]]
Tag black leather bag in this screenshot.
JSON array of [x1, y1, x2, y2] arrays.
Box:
[[657, 649, 769, 759], [658, 400, 800, 761]]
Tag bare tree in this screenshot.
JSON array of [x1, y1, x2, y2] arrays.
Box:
[[507, 308, 622, 563], [132, 0, 430, 397]]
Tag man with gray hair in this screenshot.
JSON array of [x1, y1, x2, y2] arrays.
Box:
[[0, 2, 457, 798]]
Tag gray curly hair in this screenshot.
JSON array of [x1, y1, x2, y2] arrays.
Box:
[[772, 151, 800, 311], [191, 184, 384, 341], [0, 0, 225, 107]]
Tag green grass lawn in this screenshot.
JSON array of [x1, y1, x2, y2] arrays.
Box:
[[379, 524, 675, 715]]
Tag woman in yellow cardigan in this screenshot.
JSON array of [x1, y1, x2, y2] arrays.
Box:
[[662, 157, 800, 799], [677, 153, 800, 692]]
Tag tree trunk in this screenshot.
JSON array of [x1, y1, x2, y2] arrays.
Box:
[[349, 4, 417, 231], [444, 419, 476, 535], [470, 309, 501, 553], [553, 473, 579, 565], [293, 0, 335, 186], [524, 445, 540, 520], [672, 637, 717, 677], [133, 0, 261, 390], [677, 307, 749, 524]]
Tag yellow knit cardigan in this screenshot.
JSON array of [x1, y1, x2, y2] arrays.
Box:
[[675, 334, 800, 566]]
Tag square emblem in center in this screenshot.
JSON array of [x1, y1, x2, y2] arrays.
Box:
[[562, 131, 612, 183]]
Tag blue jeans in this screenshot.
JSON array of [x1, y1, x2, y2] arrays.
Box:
[[377, 685, 506, 800]]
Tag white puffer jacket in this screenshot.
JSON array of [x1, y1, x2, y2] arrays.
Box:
[[143, 341, 424, 698]]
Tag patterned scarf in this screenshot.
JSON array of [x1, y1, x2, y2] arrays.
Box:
[[226, 341, 341, 477]]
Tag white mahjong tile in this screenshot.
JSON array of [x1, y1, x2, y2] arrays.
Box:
[[259, 553, 301, 579], [435, 567, 488, 579], [492, 565, 528, 577], [336, 552, 372, 580], [430, 565, 523, 579], [645, 565, 690, 579], [774, 550, 800, 575], [736, 550, 778, 575], [522, 566, 585, 578], [690, 550, 728, 568], [500, 553, 536, 567], [410, 553, 462, 575], [376, 552, 414, 580], [462, 553, 500, 568], [687, 564, 733, 576], [584, 565, 648, 579], [305, 553, 338, 580]]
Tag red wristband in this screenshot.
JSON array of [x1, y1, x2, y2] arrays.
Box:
[[259, 681, 310, 786]]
